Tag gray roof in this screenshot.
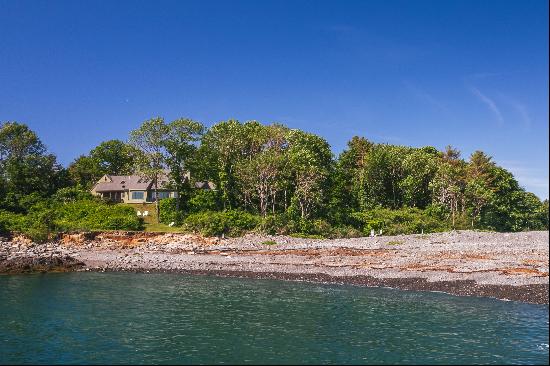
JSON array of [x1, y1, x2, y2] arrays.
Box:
[[93, 173, 212, 192], [93, 175, 152, 192], [195, 181, 217, 190]]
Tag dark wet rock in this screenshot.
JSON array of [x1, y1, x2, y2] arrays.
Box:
[[0, 255, 85, 274]]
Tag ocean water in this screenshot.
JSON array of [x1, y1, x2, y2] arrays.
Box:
[[0, 273, 548, 365]]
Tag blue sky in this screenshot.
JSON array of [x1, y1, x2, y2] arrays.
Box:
[[0, 0, 548, 198]]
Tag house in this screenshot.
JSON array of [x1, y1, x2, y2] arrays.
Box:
[[91, 173, 216, 204], [194, 181, 217, 190]]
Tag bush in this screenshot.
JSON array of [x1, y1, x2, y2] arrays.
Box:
[[2, 197, 143, 241], [0, 210, 24, 236], [53, 186, 94, 203], [188, 190, 219, 213], [54, 200, 144, 231], [184, 210, 260, 237], [259, 214, 363, 238], [159, 198, 185, 225], [329, 225, 363, 239], [14, 204, 58, 243], [350, 207, 450, 236], [260, 213, 296, 235]]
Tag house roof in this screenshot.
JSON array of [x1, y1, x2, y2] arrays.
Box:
[[93, 173, 214, 192], [195, 181, 217, 190], [93, 175, 152, 192]]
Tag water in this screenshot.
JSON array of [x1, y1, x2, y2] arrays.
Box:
[[0, 273, 548, 365]]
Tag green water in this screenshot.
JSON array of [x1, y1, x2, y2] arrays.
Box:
[[0, 273, 548, 365]]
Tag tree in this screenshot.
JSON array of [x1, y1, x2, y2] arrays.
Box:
[[198, 120, 247, 209], [0, 122, 67, 208], [358, 144, 408, 209], [0, 121, 46, 161], [68, 140, 141, 188], [464, 151, 495, 228], [479, 166, 547, 231], [234, 123, 290, 216], [335, 136, 373, 214], [90, 140, 140, 176], [429, 146, 466, 228], [129, 117, 169, 222], [400, 147, 439, 209], [68, 155, 100, 188], [287, 129, 332, 219], [163, 118, 205, 208]]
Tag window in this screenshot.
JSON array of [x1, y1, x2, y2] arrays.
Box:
[[156, 191, 170, 200], [131, 191, 144, 200]]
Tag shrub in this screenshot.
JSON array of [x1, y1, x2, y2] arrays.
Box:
[[0, 210, 23, 236], [159, 198, 185, 225], [20, 205, 58, 243], [53, 200, 144, 232], [188, 190, 219, 213], [329, 225, 363, 239], [350, 207, 449, 236], [53, 186, 93, 203], [183, 210, 260, 237], [260, 213, 297, 235], [259, 214, 363, 238]]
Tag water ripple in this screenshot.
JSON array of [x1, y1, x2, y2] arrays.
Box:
[[0, 273, 548, 365]]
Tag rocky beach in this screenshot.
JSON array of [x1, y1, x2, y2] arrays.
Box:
[[1, 230, 548, 304]]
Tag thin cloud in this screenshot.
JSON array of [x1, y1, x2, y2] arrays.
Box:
[[499, 160, 549, 199], [404, 81, 446, 110], [512, 101, 532, 129], [470, 86, 504, 125], [498, 94, 532, 130]]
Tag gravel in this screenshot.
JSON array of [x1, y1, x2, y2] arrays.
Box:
[[1, 230, 548, 304]]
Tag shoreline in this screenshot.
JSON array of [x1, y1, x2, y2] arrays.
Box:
[[1, 230, 548, 305], [80, 267, 550, 305]]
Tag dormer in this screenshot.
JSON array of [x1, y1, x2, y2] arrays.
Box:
[[100, 174, 113, 183]]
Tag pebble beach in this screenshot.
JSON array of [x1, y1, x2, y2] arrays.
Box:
[[1, 230, 548, 304]]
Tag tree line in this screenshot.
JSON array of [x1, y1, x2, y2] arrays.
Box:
[[1, 119, 548, 240]]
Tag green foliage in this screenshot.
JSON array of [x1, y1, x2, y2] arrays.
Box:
[[53, 186, 94, 203], [0, 122, 69, 202], [351, 207, 450, 236], [68, 140, 141, 188], [2, 120, 547, 239], [183, 210, 261, 237], [400, 148, 439, 208], [261, 240, 277, 245], [188, 189, 220, 213], [163, 118, 204, 199], [0, 195, 143, 241], [20, 205, 57, 243], [259, 213, 295, 235], [198, 120, 248, 209], [287, 129, 333, 219], [53, 200, 144, 232], [159, 198, 185, 225], [0, 210, 23, 236]]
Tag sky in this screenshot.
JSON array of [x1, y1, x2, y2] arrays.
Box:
[[0, 0, 548, 198]]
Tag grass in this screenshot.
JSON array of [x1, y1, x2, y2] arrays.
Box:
[[143, 222, 184, 233], [261, 240, 277, 245], [387, 240, 404, 246], [289, 233, 325, 239], [127, 203, 184, 233]]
